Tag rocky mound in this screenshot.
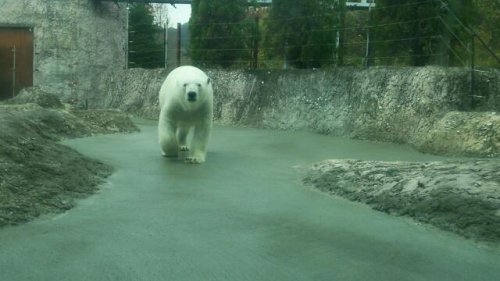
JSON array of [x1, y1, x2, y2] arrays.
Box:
[[4, 87, 64, 109], [304, 159, 500, 242], [0, 99, 139, 227]]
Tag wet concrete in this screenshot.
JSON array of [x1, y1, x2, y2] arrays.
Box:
[[0, 120, 499, 281]]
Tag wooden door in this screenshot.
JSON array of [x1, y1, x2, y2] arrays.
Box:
[[0, 27, 34, 100]]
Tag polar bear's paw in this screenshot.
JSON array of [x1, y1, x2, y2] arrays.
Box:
[[179, 145, 189, 152], [161, 151, 178, 158], [184, 156, 204, 164]]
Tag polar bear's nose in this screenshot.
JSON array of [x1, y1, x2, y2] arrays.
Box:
[[187, 91, 197, 101]]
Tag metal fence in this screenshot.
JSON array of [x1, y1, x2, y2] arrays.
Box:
[[126, 0, 499, 71]]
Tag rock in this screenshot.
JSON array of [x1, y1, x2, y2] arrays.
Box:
[[303, 159, 500, 242], [6, 87, 64, 109], [418, 111, 500, 157], [0, 103, 138, 227], [70, 109, 140, 135]]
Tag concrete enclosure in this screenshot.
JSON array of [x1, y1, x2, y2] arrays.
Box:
[[0, 0, 126, 101], [1, 0, 498, 157], [94, 66, 500, 157]]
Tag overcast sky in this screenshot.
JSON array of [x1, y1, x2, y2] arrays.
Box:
[[166, 4, 191, 27]]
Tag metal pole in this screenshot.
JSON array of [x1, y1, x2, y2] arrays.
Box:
[[167, 19, 168, 69], [283, 41, 288, 70], [365, 3, 374, 68], [252, 16, 259, 69], [335, 1, 340, 66], [12, 45, 16, 97], [335, 0, 345, 67], [125, 4, 129, 69], [177, 23, 181, 67], [470, 34, 475, 103]]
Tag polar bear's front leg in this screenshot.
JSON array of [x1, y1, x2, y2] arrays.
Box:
[[158, 117, 178, 157], [185, 121, 212, 164], [176, 126, 190, 153]]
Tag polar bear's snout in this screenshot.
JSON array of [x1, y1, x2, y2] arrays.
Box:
[[187, 91, 197, 102], [184, 83, 201, 102]]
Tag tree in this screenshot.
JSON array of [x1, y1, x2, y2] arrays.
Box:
[[262, 0, 336, 69], [189, 0, 251, 68], [128, 4, 165, 69], [373, 0, 476, 66], [472, 0, 500, 67]]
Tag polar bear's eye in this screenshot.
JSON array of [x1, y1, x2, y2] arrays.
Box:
[[196, 83, 201, 87], [183, 83, 187, 88]]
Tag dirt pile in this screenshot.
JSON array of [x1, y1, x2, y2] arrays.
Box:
[[304, 159, 500, 242], [0, 93, 139, 227]]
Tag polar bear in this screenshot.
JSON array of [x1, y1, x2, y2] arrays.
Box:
[[158, 66, 213, 164]]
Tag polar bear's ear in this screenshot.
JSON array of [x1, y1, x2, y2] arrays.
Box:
[[206, 77, 211, 85]]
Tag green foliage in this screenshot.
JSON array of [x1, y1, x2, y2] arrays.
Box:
[[187, 0, 496, 69], [128, 4, 164, 69], [473, 0, 500, 67], [373, 0, 477, 66], [190, 0, 252, 68], [129, 0, 496, 69], [262, 0, 336, 68]]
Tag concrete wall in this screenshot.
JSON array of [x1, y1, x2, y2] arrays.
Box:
[[0, 0, 126, 102], [213, 67, 499, 157], [95, 66, 500, 157]]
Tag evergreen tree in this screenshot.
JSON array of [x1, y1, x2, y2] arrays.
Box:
[[190, 0, 251, 68], [373, 0, 476, 66], [471, 0, 499, 67], [128, 4, 165, 69], [263, 0, 336, 68]]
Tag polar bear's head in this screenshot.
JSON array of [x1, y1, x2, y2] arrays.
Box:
[[177, 77, 211, 108]]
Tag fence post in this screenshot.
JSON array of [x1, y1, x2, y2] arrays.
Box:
[[164, 23, 168, 69], [470, 34, 475, 104], [125, 4, 129, 69], [12, 45, 16, 97], [335, 0, 346, 67], [365, 3, 374, 68], [283, 41, 288, 70], [177, 23, 181, 67], [252, 16, 259, 69]]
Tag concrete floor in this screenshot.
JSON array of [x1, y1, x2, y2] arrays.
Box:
[[1, 120, 499, 281]]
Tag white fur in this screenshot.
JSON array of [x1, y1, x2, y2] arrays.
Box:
[[158, 66, 213, 164]]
